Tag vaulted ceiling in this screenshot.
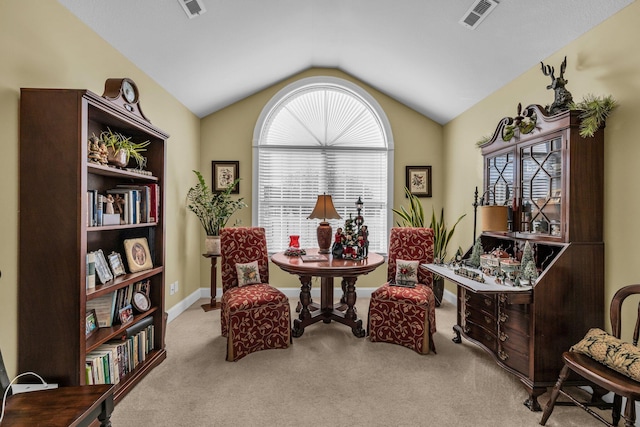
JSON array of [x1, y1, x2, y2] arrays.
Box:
[[58, 0, 634, 124]]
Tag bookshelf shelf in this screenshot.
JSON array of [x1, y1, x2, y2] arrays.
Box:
[[19, 84, 168, 404]]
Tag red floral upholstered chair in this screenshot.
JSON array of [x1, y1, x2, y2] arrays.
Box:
[[367, 227, 437, 354], [220, 227, 291, 361]]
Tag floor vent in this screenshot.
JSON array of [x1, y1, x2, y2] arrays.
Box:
[[459, 0, 499, 30], [178, 0, 206, 19]]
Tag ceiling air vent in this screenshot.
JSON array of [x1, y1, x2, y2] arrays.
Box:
[[178, 0, 206, 19], [459, 0, 499, 30]]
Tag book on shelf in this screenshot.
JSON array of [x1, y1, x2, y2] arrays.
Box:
[[142, 183, 160, 222], [86, 252, 96, 290], [84, 323, 155, 385], [86, 293, 117, 327], [96, 194, 103, 226]]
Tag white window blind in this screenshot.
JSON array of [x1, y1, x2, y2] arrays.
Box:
[[255, 78, 391, 253]]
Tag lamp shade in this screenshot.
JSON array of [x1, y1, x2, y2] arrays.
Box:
[[479, 205, 508, 232], [307, 194, 341, 221]]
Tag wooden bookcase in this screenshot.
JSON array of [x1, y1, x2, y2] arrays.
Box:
[[430, 105, 604, 411], [18, 85, 168, 403]]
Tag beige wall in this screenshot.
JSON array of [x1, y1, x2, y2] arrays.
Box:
[[443, 1, 640, 335], [0, 1, 201, 376], [198, 68, 443, 288]]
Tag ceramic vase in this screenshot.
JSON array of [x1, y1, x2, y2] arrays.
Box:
[[205, 235, 221, 255]]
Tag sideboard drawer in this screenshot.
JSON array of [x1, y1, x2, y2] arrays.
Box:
[[465, 321, 497, 353], [499, 339, 530, 376]]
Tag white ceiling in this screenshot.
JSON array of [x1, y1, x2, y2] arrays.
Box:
[[58, 0, 634, 124]]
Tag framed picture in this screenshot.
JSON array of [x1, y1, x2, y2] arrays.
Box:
[[85, 309, 98, 337], [212, 161, 239, 194], [118, 304, 134, 324], [406, 166, 432, 197], [123, 237, 153, 273], [93, 249, 113, 285], [136, 279, 151, 296], [107, 251, 126, 277]]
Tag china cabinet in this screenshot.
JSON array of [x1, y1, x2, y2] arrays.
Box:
[[428, 104, 604, 411]]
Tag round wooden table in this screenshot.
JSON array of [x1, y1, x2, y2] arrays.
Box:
[[271, 249, 384, 337]]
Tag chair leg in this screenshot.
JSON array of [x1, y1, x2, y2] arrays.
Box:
[[613, 394, 622, 426], [540, 364, 570, 425], [623, 398, 636, 427]]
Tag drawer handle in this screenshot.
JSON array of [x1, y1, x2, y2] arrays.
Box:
[[498, 350, 509, 361], [463, 325, 470, 334], [499, 294, 507, 303], [484, 298, 492, 306], [499, 312, 509, 323], [499, 332, 509, 342], [465, 310, 471, 318], [465, 294, 471, 303], [484, 315, 492, 324]]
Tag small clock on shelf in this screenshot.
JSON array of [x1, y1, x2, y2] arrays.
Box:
[[132, 291, 151, 313], [102, 78, 150, 122]]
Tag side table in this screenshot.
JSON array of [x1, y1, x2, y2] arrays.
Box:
[[201, 253, 221, 312]]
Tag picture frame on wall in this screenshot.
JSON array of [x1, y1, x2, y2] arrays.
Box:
[[212, 161, 239, 194], [406, 166, 432, 197]]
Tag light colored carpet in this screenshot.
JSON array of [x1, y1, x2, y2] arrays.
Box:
[[110, 297, 605, 426]]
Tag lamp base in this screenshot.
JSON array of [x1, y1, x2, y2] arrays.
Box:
[[317, 221, 332, 254]]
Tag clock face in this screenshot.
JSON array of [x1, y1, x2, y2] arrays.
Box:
[[122, 80, 136, 103], [133, 291, 150, 312]]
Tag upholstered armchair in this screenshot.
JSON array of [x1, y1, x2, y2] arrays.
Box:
[[220, 227, 291, 361], [367, 227, 437, 354]]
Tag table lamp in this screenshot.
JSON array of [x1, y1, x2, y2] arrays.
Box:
[[308, 194, 341, 253]]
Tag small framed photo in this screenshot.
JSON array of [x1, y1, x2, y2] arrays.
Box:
[[123, 237, 153, 273], [119, 304, 134, 324], [93, 249, 113, 285], [136, 279, 151, 296], [406, 166, 432, 198], [212, 161, 239, 194], [107, 251, 126, 277], [85, 309, 98, 337]]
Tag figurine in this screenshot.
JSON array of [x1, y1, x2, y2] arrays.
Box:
[[540, 56, 573, 115], [104, 194, 115, 215], [332, 228, 344, 258]]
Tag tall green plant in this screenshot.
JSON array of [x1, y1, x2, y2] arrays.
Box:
[[392, 187, 466, 264], [430, 208, 466, 264], [187, 170, 246, 236], [392, 187, 425, 227]]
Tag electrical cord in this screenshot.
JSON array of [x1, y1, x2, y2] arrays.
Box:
[[0, 372, 46, 424]]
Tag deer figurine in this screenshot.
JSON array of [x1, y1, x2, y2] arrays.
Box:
[[540, 56, 573, 115]]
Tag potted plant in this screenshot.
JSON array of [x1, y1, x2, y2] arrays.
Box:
[[393, 187, 466, 306], [99, 127, 150, 169], [187, 170, 246, 255]]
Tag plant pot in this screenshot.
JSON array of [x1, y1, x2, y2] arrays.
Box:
[[107, 147, 128, 168], [432, 276, 444, 307], [205, 235, 221, 255]]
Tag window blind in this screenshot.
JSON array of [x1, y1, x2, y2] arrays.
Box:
[[256, 82, 390, 253]]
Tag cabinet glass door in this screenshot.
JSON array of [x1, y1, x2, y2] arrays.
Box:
[[486, 151, 515, 230], [520, 137, 562, 236]]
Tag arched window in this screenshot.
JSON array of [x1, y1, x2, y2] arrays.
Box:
[[253, 76, 394, 253]]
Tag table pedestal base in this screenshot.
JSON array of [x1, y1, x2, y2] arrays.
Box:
[[292, 275, 364, 338]]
